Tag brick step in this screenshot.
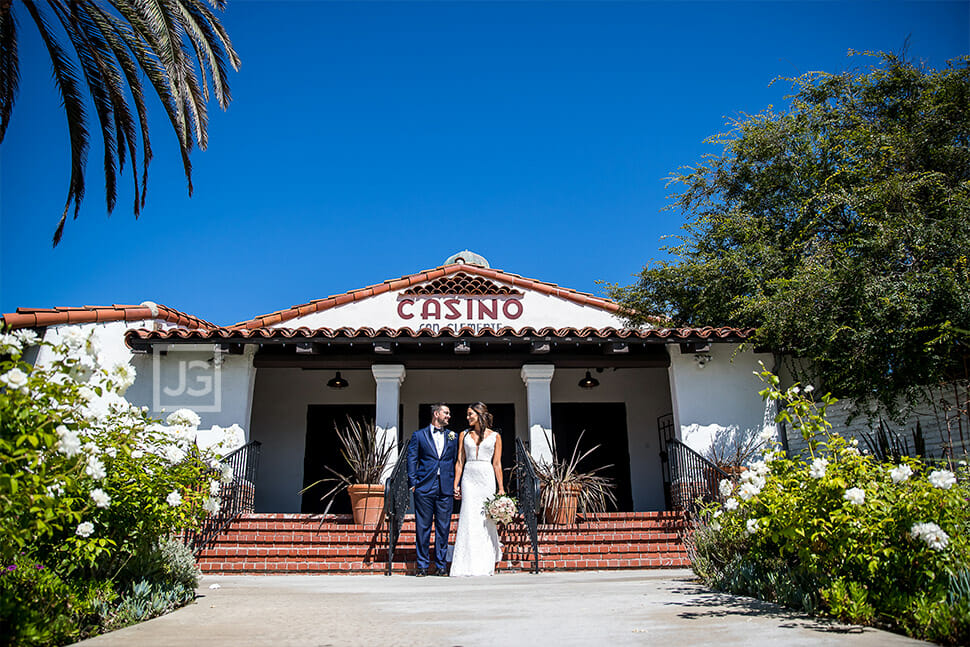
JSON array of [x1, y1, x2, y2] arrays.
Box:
[[200, 557, 691, 574], [199, 544, 686, 563], [196, 512, 690, 574]]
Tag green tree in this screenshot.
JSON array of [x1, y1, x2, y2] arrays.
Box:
[[610, 52, 970, 418], [0, 0, 239, 246]]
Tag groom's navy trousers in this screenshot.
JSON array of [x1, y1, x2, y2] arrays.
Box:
[[406, 425, 457, 571]]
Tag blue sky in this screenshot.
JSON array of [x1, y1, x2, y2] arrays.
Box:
[[1, 1, 967, 326]]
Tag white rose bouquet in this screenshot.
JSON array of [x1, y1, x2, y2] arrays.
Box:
[[483, 494, 518, 525]]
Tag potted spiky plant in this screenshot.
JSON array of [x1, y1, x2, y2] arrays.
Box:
[[300, 416, 393, 526], [532, 430, 617, 525]]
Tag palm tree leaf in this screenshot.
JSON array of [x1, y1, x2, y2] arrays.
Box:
[[0, 4, 19, 144], [87, 2, 150, 213], [108, 0, 195, 194], [73, 2, 140, 205], [51, 0, 120, 214], [22, 0, 88, 246]]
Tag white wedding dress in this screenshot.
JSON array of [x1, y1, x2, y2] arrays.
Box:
[[450, 432, 502, 577]]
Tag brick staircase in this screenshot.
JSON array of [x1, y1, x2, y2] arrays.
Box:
[[196, 511, 690, 574]]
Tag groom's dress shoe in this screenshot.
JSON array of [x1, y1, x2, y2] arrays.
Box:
[[433, 570, 449, 577], [415, 568, 428, 577]]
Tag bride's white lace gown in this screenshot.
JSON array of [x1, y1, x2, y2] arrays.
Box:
[[450, 432, 502, 577]]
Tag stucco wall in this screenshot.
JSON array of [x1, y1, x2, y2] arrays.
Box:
[[248, 365, 672, 512], [668, 343, 778, 461], [268, 289, 626, 331], [36, 322, 253, 441]]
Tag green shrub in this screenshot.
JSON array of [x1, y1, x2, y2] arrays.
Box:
[[0, 553, 79, 647], [690, 365, 970, 644], [0, 329, 236, 645]]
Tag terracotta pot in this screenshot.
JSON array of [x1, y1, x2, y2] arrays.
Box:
[[543, 484, 581, 525], [347, 484, 386, 526]]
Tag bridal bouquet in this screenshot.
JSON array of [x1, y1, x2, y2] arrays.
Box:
[[483, 494, 518, 525]]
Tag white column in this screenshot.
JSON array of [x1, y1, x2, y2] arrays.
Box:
[[372, 364, 406, 483], [521, 364, 555, 464]]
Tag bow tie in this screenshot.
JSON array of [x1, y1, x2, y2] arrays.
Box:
[[432, 428, 443, 434]]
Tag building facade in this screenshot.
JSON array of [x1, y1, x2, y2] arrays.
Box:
[[4, 252, 778, 513]]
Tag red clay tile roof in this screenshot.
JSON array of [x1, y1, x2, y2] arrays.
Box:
[[232, 263, 623, 330], [403, 273, 522, 296], [125, 325, 755, 345], [1, 303, 217, 331]]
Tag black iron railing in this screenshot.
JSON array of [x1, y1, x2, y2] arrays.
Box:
[[658, 413, 676, 509], [185, 440, 261, 554], [511, 437, 541, 574], [384, 453, 412, 575], [665, 438, 729, 516]]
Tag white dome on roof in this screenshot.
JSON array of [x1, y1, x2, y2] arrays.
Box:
[[444, 250, 490, 268]]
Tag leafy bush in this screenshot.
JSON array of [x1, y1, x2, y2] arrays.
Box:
[[0, 328, 238, 645], [690, 365, 970, 644]]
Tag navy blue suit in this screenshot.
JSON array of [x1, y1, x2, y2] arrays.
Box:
[[406, 425, 458, 571]]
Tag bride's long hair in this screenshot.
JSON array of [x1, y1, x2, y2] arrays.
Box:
[[467, 401, 493, 431]]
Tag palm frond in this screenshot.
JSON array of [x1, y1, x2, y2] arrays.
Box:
[[0, 4, 19, 143], [6, 0, 238, 243], [22, 0, 89, 246], [52, 0, 120, 214]]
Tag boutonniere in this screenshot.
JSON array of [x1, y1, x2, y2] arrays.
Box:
[[447, 431, 456, 441]]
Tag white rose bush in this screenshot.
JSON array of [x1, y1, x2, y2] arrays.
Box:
[[689, 365, 969, 645], [0, 329, 237, 645]]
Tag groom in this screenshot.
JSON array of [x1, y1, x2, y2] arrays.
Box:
[[406, 403, 458, 576]]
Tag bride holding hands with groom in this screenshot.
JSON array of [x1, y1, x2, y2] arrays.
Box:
[[405, 401, 505, 577]]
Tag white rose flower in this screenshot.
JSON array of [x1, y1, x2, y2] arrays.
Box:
[[202, 496, 221, 515], [0, 367, 29, 391], [724, 497, 739, 511], [85, 456, 106, 480], [209, 480, 221, 496], [803, 384, 815, 393], [809, 458, 828, 479], [130, 449, 144, 459], [928, 470, 957, 490], [76, 521, 95, 537], [166, 490, 183, 506], [55, 425, 82, 457], [745, 518, 760, 535], [104, 447, 117, 458], [748, 461, 770, 477], [710, 520, 722, 531], [738, 482, 761, 501], [90, 488, 111, 508], [166, 408, 201, 429], [110, 363, 136, 393], [13, 329, 39, 347], [220, 464, 234, 484], [0, 333, 22, 355], [910, 522, 949, 551], [890, 464, 913, 484], [843, 487, 865, 505], [718, 479, 734, 498], [164, 445, 186, 464]]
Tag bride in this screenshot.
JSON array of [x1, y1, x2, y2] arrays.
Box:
[[450, 402, 504, 577]]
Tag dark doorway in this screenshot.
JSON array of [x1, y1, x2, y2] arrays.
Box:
[[302, 404, 376, 514], [551, 403, 633, 511], [417, 402, 516, 486]]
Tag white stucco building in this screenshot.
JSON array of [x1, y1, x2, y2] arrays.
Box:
[[4, 252, 779, 513]]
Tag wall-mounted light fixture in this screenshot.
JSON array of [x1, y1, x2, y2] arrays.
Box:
[[327, 371, 349, 389], [454, 340, 471, 355], [693, 354, 713, 368], [578, 370, 600, 390]]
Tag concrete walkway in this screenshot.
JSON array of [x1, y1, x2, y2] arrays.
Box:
[[72, 570, 931, 647]]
